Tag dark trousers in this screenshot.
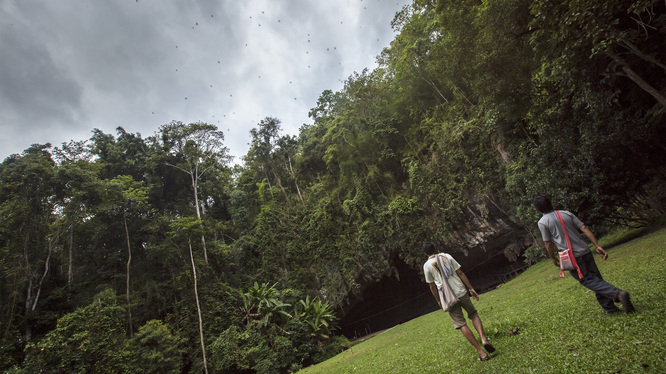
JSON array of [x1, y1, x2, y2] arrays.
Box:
[[569, 252, 621, 313]]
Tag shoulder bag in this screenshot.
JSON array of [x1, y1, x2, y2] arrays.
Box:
[[555, 211, 584, 279], [435, 253, 459, 311]]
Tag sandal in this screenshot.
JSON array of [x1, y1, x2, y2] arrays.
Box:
[[478, 354, 491, 361], [483, 342, 496, 353]]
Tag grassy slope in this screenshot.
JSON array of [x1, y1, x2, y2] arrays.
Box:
[[300, 228, 666, 374]]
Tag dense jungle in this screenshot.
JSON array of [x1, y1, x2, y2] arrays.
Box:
[[1, 0, 665, 373]]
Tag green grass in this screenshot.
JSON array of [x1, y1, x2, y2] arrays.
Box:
[[300, 228, 666, 374], [597, 226, 649, 249]]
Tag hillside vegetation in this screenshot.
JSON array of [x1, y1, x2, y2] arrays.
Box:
[[300, 228, 666, 373]]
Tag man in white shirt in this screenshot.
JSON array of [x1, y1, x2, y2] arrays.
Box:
[[423, 242, 495, 361]]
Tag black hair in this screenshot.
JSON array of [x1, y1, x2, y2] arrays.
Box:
[[532, 195, 554, 213], [422, 242, 437, 256]]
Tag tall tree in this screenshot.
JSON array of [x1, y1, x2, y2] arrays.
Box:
[[103, 175, 150, 337], [243, 117, 288, 202], [531, 0, 666, 106], [52, 141, 96, 291], [168, 217, 209, 374], [158, 121, 229, 264], [0, 145, 58, 343]]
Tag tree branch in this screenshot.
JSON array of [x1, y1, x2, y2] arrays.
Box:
[[607, 51, 666, 107], [165, 161, 192, 176], [617, 38, 666, 72]]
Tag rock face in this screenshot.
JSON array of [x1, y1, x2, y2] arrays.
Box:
[[339, 197, 533, 339]]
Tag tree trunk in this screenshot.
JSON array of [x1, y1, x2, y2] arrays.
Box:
[[191, 170, 209, 264], [23, 232, 32, 342], [165, 160, 210, 264], [287, 155, 305, 205], [271, 169, 290, 203], [3, 292, 17, 339], [618, 38, 666, 72], [31, 230, 59, 311], [608, 51, 666, 107], [124, 215, 134, 337], [189, 239, 208, 374], [24, 278, 32, 343], [417, 68, 448, 104], [263, 169, 276, 199], [68, 225, 74, 287]]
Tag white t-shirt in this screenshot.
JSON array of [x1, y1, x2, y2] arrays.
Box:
[[423, 253, 468, 298]]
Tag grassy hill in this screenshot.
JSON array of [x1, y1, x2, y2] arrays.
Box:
[[300, 228, 666, 373]]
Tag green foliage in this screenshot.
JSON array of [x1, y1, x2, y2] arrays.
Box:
[[241, 282, 293, 327], [522, 246, 546, 265], [210, 324, 280, 374], [21, 293, 185, 374], [159, 121, 229, 169], [168, 216, 205, 240], [23, 289, 128, 374], [295, 296, 337, 340], [109, 175, 150, 208], [506, 0, 666, 226], [125, 320, 184, 374], [0, 333, 24, 371], [209, 282, 345, 373]]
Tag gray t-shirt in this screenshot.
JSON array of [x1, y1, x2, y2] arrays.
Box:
[[538, 210, 590, 257]]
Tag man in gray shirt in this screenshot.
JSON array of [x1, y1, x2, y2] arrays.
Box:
[[533, 196, 635, 313]]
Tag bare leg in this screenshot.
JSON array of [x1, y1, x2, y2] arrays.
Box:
[[460, 325, 487, 359], [470, 315, 489, 345]]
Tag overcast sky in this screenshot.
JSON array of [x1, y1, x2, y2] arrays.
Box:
[[0, 0, 411, 164]]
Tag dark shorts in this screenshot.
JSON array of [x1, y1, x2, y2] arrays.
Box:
[[448, 294, 478, 329]]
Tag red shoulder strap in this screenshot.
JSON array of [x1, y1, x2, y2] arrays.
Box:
[[555, 210, 584, 279], [555, 211, 572, 250]]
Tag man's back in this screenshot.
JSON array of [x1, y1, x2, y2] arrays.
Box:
[[538, 210, 590, 257]]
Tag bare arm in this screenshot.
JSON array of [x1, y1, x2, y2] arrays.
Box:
[[428, 282, 441, 308], [579, 225, 608, 260], [544, 241, 560, 267], [455, 269, 479, 301]]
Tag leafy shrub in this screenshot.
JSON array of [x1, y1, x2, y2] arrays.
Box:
[[0, 333, 24, 372], [294, 296, 337, 340], [209, 324, 268, 374], [310, 335, 351, 365], [22, 289, 128, 374], [125, 320, 184, 374], [209, 283, 345, 373], [523, 246, 546, 265]]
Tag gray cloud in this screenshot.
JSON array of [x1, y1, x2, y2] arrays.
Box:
[[0, 0, 410, 162], [0, 4, 85, 149]]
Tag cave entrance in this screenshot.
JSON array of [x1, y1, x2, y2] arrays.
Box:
[[338, 257, 438, 339]]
